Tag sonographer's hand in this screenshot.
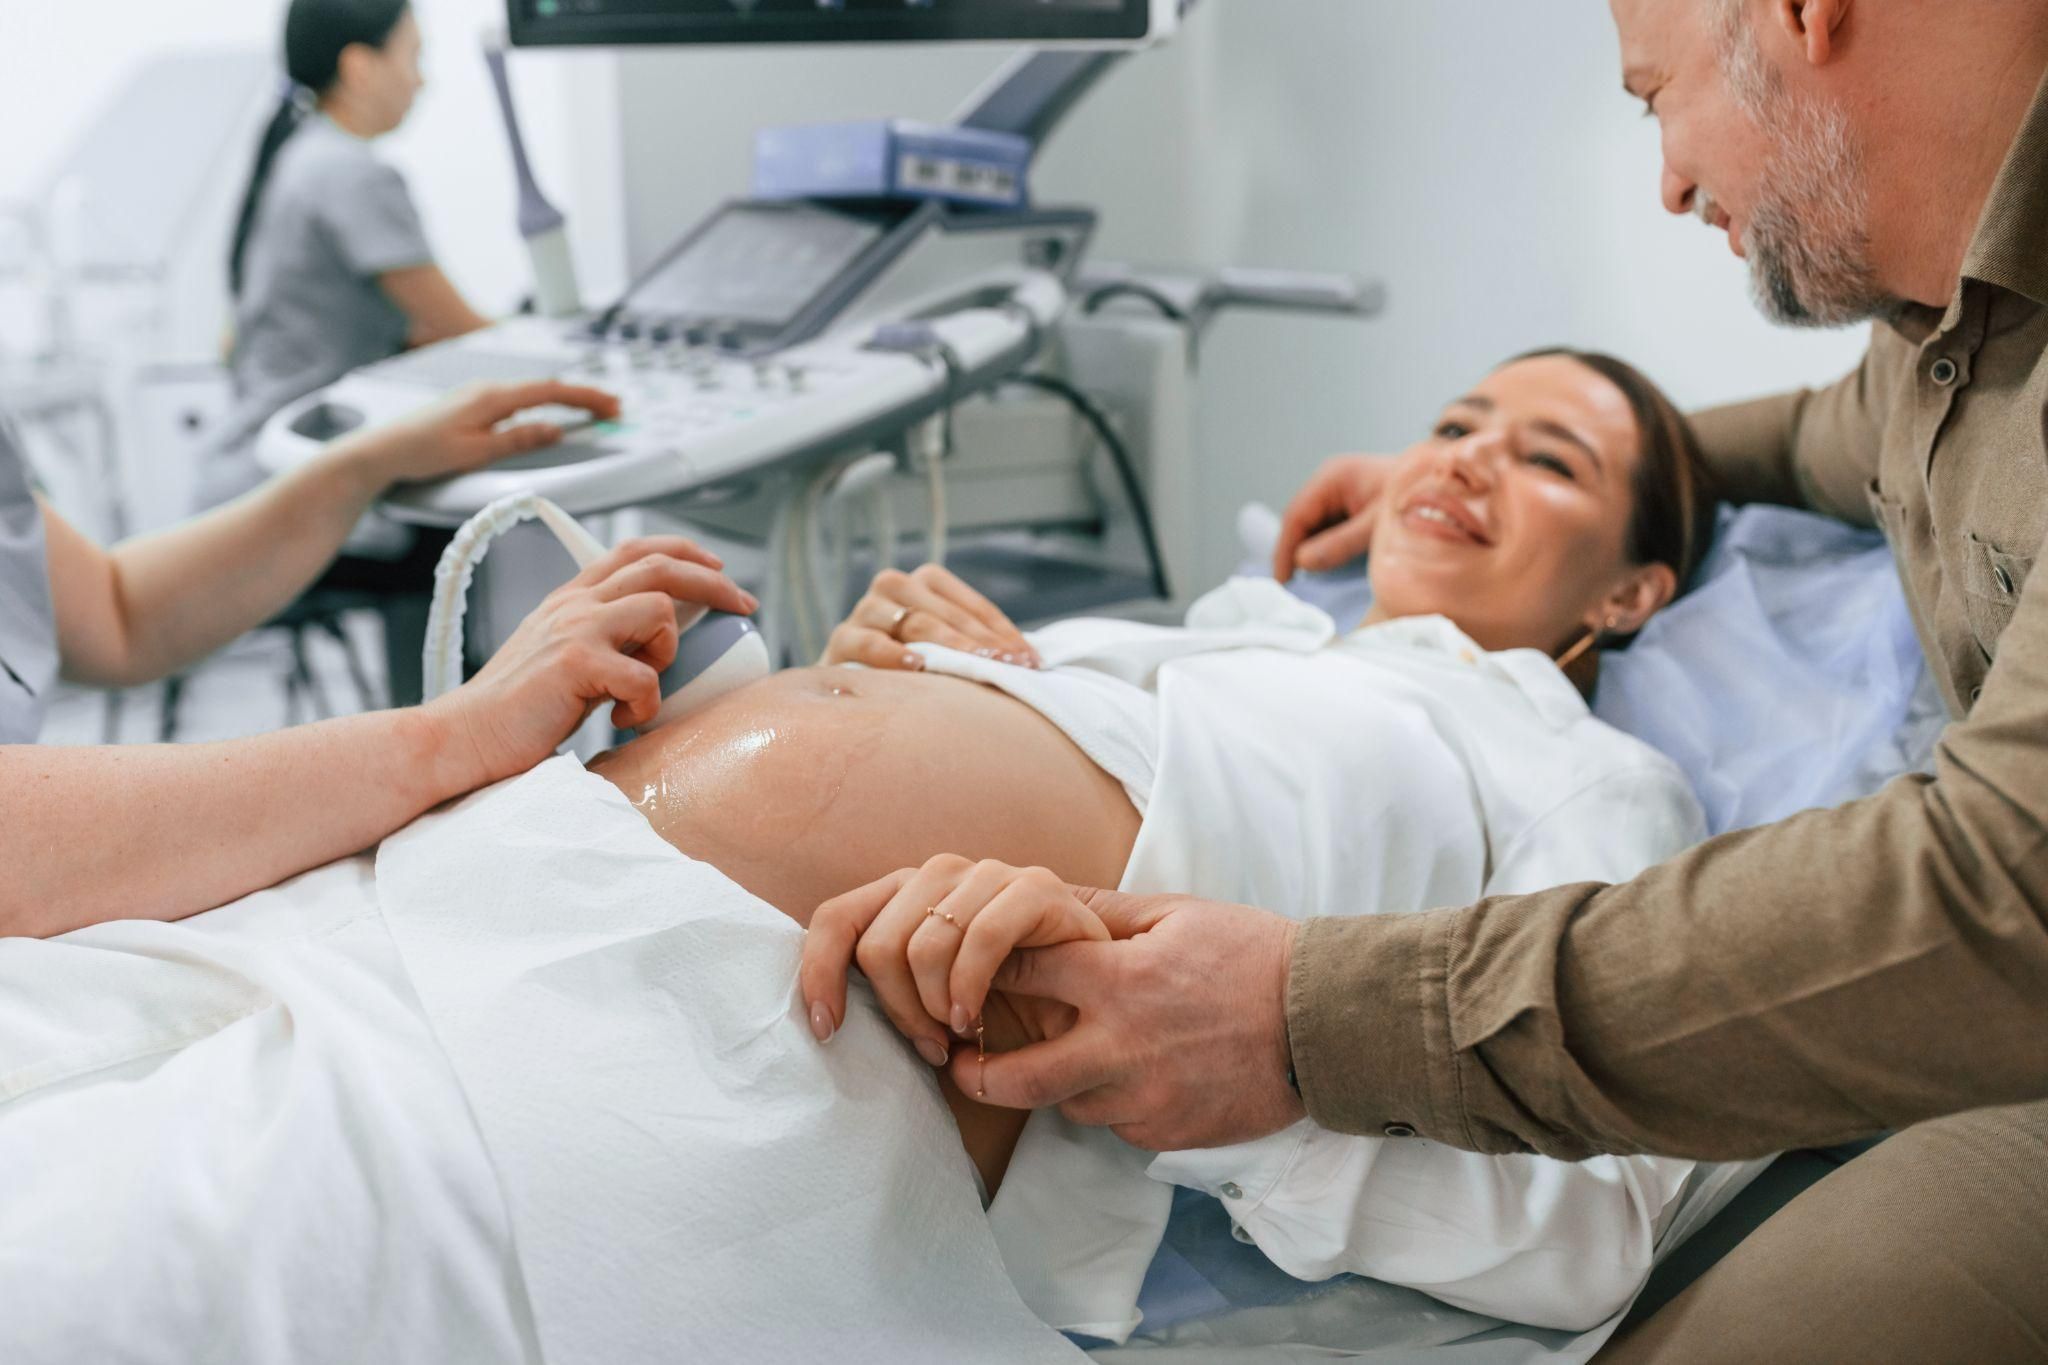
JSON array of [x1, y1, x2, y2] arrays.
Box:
[[424, 536, 757, 788], [1272, 454, 1393, 581], [339, 380, 624, 489], [802, 856, 1106, 1068], [822, 564, 1041, 672]]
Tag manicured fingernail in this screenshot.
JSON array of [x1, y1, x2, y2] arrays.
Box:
[[809, 1002, 834, 1042], [901, 653, 925, 671], [951, 1004, 971, 1036], [916, 1037, 950, 1068]]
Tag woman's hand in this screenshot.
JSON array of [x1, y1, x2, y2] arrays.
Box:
[[801, 855, 1107, 1068], [424, 536, 757, 788], [1272, 454, 1393, 581], [822, 564, 1041, 672], [335, 379, 624, 490]]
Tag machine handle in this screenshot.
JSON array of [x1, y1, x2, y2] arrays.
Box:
[[1211, 268, 1386, 318], [1078, 263, 1386, 333]]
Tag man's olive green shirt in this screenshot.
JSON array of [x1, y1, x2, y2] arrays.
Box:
[[1288, 68, 2048, 1162]]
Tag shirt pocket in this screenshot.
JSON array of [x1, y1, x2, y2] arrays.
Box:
[[1961, 530, 2034, 661]]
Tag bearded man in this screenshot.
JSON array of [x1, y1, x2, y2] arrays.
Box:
[[935, 2, 2048, 1357]]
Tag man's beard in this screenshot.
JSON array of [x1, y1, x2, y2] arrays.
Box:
[[1717, 21, 1901, 327]]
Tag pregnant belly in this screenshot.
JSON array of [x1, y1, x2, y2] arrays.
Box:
[[590, 666, 1141, 923]]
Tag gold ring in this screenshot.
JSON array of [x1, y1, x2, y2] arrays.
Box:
[[924, 907, 961, 927], [887, 605, 912, 641]]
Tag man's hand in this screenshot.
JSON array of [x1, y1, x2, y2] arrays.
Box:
[[1271, 455, 1393, 582], [955, 889, 1308, 1151], [423, 535, 757, 789], [336, 379, 625, 490]]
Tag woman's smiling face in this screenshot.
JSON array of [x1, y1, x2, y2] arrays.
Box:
[[1366, 354, 1659, 656]]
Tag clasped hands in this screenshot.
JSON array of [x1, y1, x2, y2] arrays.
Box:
[[799, 854, 1307, 1152]]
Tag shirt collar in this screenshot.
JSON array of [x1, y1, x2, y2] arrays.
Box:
[[1343, 615, 1591, 731], [1958, 64, 2048, 311]]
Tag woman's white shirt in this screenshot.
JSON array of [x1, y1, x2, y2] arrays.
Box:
[[917, 577, 1706, 1341]]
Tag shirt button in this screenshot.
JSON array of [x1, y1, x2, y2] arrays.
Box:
[[1994, 564, 2015, 595], [1383, 1123, 1418, 1138], [1930, 356, 1959, 386], [1231, 1224, 1255, 1245], [1219, 1182, 1245, 1200]]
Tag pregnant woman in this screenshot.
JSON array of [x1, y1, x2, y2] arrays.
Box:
[[1, 348, 1723, 1362], [586, 347, 1720, 1338]]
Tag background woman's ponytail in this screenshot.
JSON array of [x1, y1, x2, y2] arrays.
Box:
[[225, 0, 410, 298], [228, 89, 310, 298]]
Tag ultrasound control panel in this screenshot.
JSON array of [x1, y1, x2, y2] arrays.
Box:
[[259, 272, 1067, 525]]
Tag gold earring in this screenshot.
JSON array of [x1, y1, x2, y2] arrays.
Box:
[[1555, 627, 1599, 670], [1555, 615, 1624, 670]]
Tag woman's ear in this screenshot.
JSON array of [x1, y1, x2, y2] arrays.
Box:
[[1595, 562, 1677, 637], [334, 41, 378, 93]]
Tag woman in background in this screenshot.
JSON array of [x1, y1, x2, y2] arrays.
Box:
[[209, 0, 487, 504], [203, 0, 495, 702]]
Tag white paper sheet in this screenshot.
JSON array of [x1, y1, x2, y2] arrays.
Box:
[[375, 755, 1084, 1365]]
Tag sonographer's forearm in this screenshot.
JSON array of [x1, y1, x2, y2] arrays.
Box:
[[0, 706, 472, 938]]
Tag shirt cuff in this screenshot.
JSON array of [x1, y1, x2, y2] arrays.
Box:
[[1145, 1120, 1313, 1221], [1285, 908, 1467, 1144]]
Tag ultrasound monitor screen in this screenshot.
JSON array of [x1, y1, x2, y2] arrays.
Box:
[[629, 204, 884, 327], [510, 0, 1154, 47]]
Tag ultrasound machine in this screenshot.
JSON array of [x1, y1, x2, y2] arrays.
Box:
[[260, 0, 1382, 662]]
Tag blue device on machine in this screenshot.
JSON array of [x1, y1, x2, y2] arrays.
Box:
[[754, 120, 1033, 209]]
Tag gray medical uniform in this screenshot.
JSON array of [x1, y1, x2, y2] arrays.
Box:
[[0, 420, 56, 744], [203, 115, 434, 506]]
